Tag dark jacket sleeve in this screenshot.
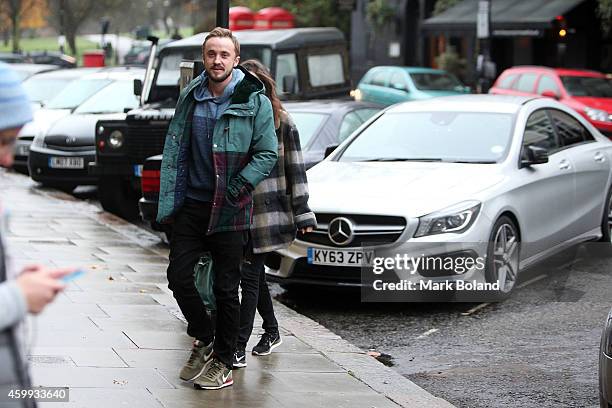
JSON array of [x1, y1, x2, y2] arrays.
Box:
[[282, 114, 317, 230]]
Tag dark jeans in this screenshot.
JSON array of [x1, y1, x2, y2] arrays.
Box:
[[237, 252, 279, 349], [166, 198, 246, 368]]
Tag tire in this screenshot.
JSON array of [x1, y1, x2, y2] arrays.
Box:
[[98, 176, 139, 221], [484, 216, 520, 301]]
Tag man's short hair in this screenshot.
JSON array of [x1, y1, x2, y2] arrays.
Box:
[[202, 27, 240, 56]]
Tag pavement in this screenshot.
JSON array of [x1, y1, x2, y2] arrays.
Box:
[[0, 169, 454, 408]]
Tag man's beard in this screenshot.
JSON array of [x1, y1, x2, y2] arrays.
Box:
[[208, 67, 232, 83]]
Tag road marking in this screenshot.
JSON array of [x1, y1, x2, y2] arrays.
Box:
[[416, 328, 439, 339], [461, 302, 490, 316], [517, 274, 548, 289]]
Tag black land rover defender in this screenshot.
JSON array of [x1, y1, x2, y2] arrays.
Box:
[[90, 27, 351, 220]]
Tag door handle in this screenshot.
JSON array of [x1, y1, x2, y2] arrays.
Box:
[[594, 152, 606, 162], [559, 159, 571, 170]]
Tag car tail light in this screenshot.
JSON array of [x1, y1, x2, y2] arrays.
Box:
[[141, 169, 161, 193]]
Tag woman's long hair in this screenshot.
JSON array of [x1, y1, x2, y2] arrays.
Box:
[[241, 59, 282, 129]]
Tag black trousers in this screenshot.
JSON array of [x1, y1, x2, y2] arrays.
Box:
[[237, 252, 279, 349], [166, 198, 246, 368]]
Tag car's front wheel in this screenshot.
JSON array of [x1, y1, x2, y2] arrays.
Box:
[[485, 216, 520, 300], [98, 176, 139, 221]]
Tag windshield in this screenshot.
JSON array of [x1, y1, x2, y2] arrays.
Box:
[[22, 77, 75, 104], [154, 46, 272, 87], [45, 78, 112, 109], [75, 79, 141, 114], [560, 76, 612, 97], [288, 112, 328, 147], [410, 72, 463, 91], [338, 111, 514, 163]]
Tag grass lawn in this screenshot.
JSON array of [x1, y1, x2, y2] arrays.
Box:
[[0, 36, 100, 65]]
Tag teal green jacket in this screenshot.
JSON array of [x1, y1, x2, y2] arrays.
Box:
[[157, 67, 278, 234]]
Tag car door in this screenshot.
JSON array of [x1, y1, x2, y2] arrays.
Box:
[[549, 109, 610, 237], [514, 109, 577, 259], [384, 70, 411, 105], [363, 69, 390, 106]]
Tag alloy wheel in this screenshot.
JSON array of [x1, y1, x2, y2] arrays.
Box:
[[492, 223, 520, 293]]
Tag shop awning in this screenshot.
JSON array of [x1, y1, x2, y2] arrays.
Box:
[[422, 0, 585, 33]]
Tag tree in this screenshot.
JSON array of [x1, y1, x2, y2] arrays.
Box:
[[1, 0, 39, 52], [46, 0, 122, 55]]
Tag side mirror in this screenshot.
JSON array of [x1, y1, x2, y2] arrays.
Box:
[[324, 145, 339, 158], [541, 90, 559, 100], [282, 75, 297, 94], [133, 79, 143, 96], [521, 145, 549, 167]]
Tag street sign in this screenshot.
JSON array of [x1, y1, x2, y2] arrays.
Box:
[[477, 0, 490, 39]]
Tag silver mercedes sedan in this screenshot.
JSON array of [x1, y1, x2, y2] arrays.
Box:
[[265, 95, 612, 300]]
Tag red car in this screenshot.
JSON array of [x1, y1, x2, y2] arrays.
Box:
[[490, 66, 612, 137]]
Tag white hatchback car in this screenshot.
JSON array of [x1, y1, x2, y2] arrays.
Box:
[[266, 95, 612, 299]]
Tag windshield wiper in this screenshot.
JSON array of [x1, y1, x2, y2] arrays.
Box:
[[361, 158, 443, 162]]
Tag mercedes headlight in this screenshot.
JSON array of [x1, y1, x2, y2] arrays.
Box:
[[108, 130, 124, 149], [415, 201, 481, 237], [585, 107, 611, 123]]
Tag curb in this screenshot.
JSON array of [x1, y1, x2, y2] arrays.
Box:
[[33, 184, 455, 408]]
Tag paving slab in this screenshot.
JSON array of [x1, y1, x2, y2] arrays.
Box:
[[37, 388, 164, 408], [30, 347, 128, 368]]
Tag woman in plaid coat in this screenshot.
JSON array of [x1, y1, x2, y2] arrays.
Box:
[[233, 59, 317, 367]]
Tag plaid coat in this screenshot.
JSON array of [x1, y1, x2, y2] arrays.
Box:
[[250, 110, 317, 253], [157, 67, 278, 234]]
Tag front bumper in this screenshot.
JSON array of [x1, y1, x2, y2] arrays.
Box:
[[28, 147, 97, 185], [13, 139, 32, 172], [88, 161, 136, 176], [266, 232, 489, 289], [139, 196, 158, 223]]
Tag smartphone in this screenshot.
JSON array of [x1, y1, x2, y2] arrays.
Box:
[[60, 269, 85, 283]]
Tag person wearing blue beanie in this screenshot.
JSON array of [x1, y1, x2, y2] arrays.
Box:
[[0, 61, 74, 406], [0, 61, 33, 167]]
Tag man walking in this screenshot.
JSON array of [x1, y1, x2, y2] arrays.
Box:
[[157, 28, 278, 390]]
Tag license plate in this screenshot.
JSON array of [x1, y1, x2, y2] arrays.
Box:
[[15, 144, 29, 156], [48, 157, 84, 169], [134, 165, 143, 177], [307, 247, 374, 266]]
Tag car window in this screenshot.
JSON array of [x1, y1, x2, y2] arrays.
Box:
[[514, 73, 538, 93], [275, 53, 299, 94], [354, 108, 380, 122], [74, 79, 141, 114], [522, 110, 558, 153], [338, 111, 513, 163], [389, 71, 409, 91], [549, 109, 594, 147], [45, 78, 112, 109], [410, 72, 463, 91], [307, 53, 344, 87], [22, 77, 75, 104], [560, 76, 612, 97], [370, 70, 388, 87], [498, 73, 518, 89], [338, 112, 364, 143], [288, 112, 329, 147], [536, 75, 560, 96]]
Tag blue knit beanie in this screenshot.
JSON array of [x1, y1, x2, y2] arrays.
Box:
[[0, 61, 33, 131]]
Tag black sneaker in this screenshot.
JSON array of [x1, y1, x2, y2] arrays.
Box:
[[252, 331, 282, 356], [232, 349, 247, 368]]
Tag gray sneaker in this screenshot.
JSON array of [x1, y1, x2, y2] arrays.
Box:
[[193, 357, 233, 390], [179, 340, 214, 381]]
